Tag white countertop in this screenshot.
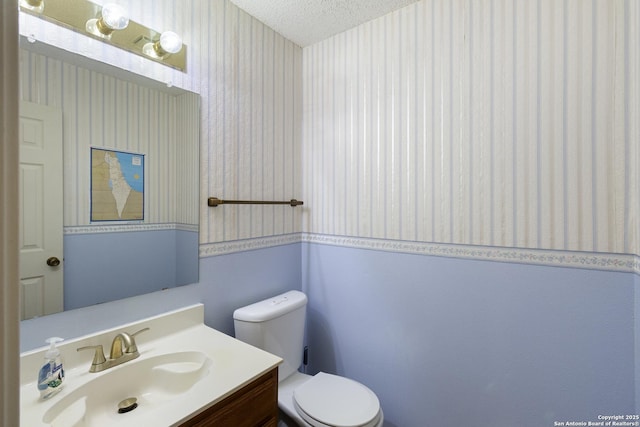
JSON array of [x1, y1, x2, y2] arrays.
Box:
[[20, 304, 282, 427]]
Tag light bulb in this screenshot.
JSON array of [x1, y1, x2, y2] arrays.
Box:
[[101, 3, 129, 31], [142, 31, 183, 59], [159, 31, 182, 54], [86, 3, 129, 38]]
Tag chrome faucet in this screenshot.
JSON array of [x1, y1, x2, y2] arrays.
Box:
[[77, 328, 150, 373]]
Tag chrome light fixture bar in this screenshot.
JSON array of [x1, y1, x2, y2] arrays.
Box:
[[19, 0, 186, 71]]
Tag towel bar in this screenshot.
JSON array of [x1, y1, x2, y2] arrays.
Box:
[[207, 197, 303, 207]]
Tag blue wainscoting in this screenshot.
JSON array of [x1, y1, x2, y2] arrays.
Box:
[[302, 243, 635, 427], [21, 239, 636, 426], [63, 229, 198, 310], [198, 242, 303, 335], [21, 243, 301, 352]]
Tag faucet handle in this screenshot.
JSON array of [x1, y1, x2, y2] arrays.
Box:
[[77, 345, 107, 372], [127, 327, 150, 354]]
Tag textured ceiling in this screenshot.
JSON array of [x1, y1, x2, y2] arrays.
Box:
[[229, 0, 420, 47]]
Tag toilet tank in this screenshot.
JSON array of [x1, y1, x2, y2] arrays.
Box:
[[233, 290, 307, 382]]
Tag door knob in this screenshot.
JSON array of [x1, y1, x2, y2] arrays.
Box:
[[46, 256, 61, 267]]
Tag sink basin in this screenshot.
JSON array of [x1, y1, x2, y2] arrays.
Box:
[[20, 305, 283, 427], [42, 351, 212, 427]]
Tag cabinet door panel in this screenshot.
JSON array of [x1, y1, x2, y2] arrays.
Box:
[[180, 368, 278, 427]]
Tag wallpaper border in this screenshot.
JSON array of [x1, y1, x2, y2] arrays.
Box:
[[64, 223, 199, 235], [199, 233, 302, 257], [200, 233, 640, 275]]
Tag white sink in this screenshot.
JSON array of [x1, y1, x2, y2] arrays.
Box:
[[20, 304, 282, 427], [42, 351, 212, 427]]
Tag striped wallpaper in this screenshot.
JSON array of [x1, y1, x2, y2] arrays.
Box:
[[175, 92, 200, 226], [303, 0, 640, 256], [20, 0, 304, 245], [197, 1, 303, 243], [18, 0, 640, 265], [19, 49, 200, 227]]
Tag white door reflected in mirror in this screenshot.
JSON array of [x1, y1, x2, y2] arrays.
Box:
[[19, 102, 64, 320]]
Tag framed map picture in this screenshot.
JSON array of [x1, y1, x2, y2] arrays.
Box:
[[91, 148, 144, 221]]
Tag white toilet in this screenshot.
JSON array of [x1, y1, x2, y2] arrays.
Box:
[[234, 290, 384, 427]]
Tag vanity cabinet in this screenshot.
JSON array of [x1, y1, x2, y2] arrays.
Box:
[[179, 368, 278, 427]]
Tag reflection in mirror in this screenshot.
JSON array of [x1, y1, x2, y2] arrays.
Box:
[[19, 38, 200, 319]]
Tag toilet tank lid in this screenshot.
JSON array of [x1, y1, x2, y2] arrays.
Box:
[[233, 290, 307, 322]]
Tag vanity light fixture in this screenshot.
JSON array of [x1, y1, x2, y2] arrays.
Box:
[[142, 31, 183, 59], [19, 0, 44, 13], [19, 0, 187, 71], [85, 3, 129, 39]]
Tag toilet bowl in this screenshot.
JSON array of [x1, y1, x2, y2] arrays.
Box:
[[233, 290, 384, 427], [280, 372, 383, 427]]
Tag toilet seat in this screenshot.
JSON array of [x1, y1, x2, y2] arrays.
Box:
[[293, 372, 381, 427]]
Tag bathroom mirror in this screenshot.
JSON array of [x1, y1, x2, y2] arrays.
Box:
[[19, 38, 200, 317]]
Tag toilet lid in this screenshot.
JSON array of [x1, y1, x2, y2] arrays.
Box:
[[293, 372, 380, 427]]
